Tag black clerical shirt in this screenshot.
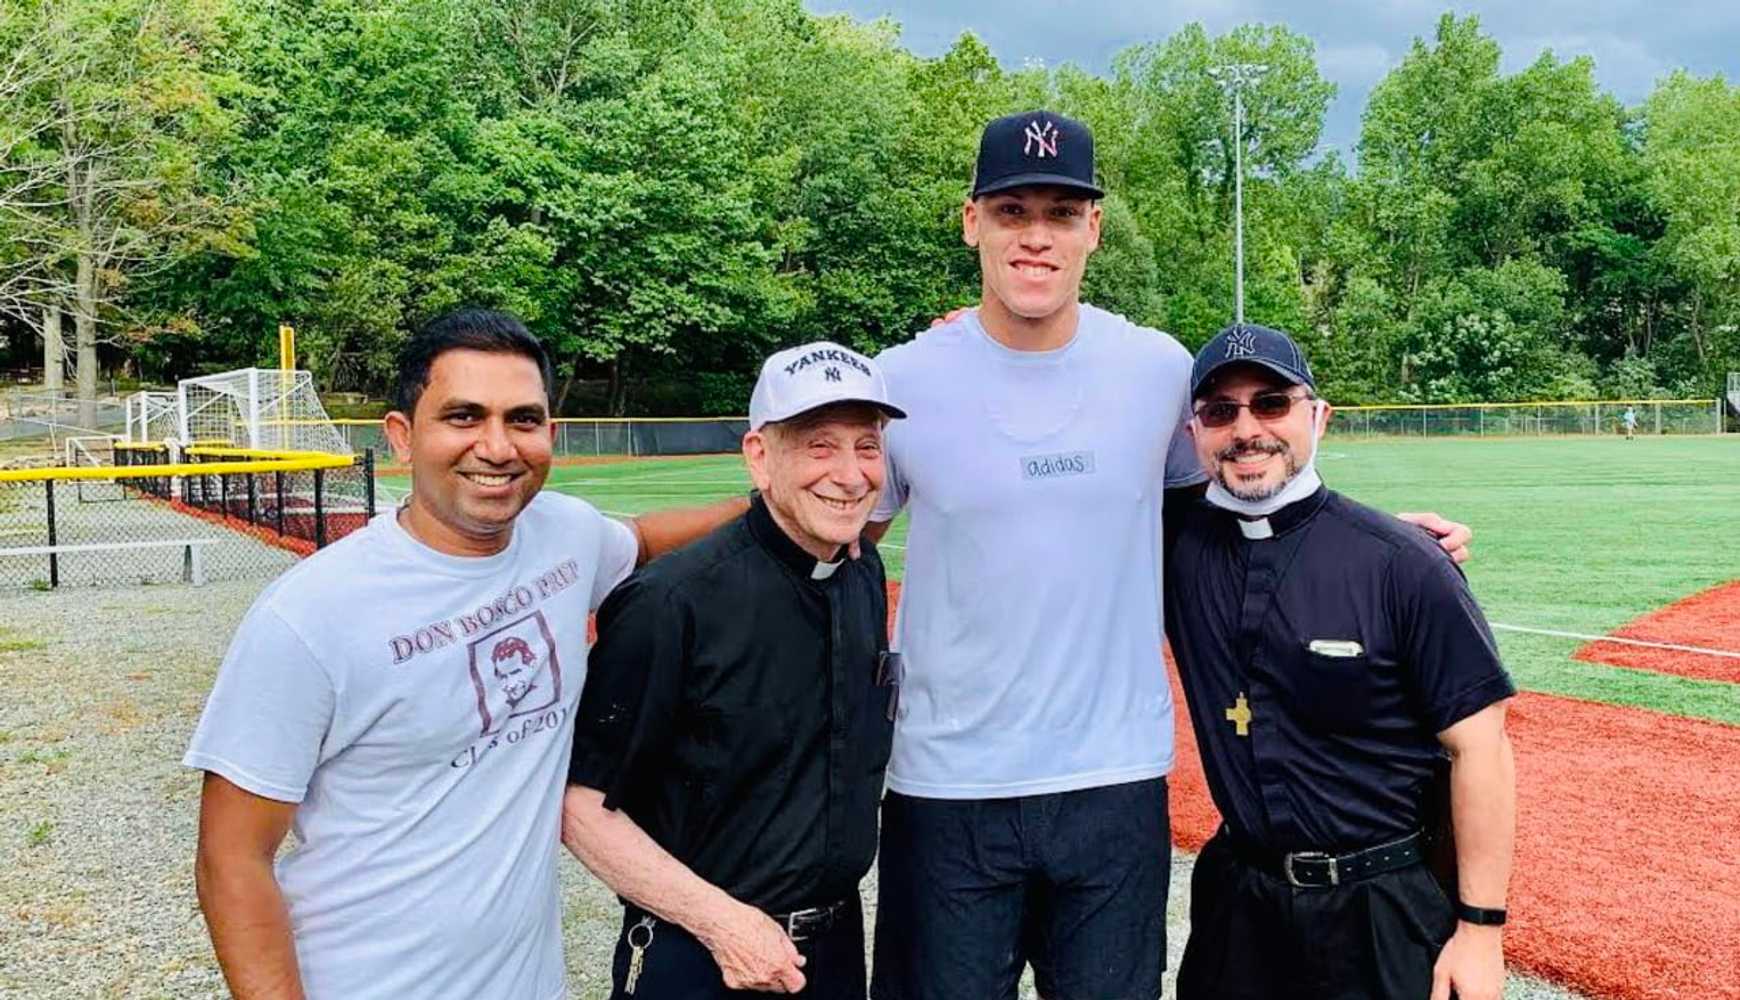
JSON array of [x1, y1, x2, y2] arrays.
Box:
[[568, 495, 894, 913], [1163, 486, 1514, 854]]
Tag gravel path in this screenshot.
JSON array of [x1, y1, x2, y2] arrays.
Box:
[[1, 580, 1588, 999]]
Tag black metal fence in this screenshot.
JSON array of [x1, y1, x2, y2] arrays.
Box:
[[0, 451, 376, 589]]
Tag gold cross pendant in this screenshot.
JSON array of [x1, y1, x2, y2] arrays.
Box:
[[1225, 692, 1252, 737]]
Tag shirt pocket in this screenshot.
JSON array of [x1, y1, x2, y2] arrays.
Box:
[[1290, 640, 1374, 733]]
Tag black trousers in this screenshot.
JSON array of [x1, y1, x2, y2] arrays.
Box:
[[872, 778, 1170, 1000], [1177, 832, 1458, 1000], [605, 901, 866, 1000]]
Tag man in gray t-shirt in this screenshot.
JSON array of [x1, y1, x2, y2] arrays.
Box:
[[865, 112, 1470, 1000]]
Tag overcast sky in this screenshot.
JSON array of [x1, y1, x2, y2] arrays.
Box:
[[801, 1, 1740, 158]]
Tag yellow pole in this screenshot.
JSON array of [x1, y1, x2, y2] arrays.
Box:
[[277, 324, 296, 450]]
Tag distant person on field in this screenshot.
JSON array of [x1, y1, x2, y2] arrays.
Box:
[[1167, 323, 1517, 1000], [563, 342, 903, 999], [1622, 405, 1638, 440], [185, 309, 746, 1000]]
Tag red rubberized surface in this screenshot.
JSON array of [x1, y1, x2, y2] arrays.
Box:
[[884, 582, 1740, 1000], [1573, 579, 1740, 683], [1165, 663, 1740, 1000]]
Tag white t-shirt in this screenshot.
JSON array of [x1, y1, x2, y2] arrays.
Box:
[[184, 492, 638, 1000], [874, 305, 1204, 798]]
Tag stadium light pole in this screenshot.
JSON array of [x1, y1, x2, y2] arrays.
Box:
[[1209, 62, 1269, 325]]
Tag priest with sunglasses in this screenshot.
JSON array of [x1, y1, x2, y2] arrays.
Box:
[[1163, 323, 1518, 1000]]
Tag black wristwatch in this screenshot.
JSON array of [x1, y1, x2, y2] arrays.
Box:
[[1456, 902, 1507, 926]]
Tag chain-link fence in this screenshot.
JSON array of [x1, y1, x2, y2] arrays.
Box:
[[333, 418, 749, 459], [0, 451, 375, 589], [1329, 399, 1723, 438], [1, 389, 127, 444]]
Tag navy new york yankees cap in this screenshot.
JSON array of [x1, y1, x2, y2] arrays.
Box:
[[971, 111, 1105, 200], [1191, 323, 1317, 399]]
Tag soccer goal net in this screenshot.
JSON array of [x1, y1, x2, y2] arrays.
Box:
[[176, 369, 350, 456], [124, 391, 180, 446]]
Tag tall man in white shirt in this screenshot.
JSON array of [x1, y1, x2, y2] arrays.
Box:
[[185, 309, 746, 1000], [866, 112, 1469, 1000]]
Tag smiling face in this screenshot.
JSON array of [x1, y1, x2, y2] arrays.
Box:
[[743, 403, 886, 561], [384, 348, 554, 556], [963, 185, 1101, 332], [1190, 366, 1326, 502]]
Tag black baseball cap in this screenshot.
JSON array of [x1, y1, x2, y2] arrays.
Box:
[[1191, 323, 1317, 399], [971, 111, 1105, 200]]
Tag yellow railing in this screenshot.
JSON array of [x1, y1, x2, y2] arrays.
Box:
[[183, 446, 340, 461], [0, 454, 355, 483]]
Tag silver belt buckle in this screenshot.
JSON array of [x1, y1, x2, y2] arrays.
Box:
[[784, 906, 820, 942], [1283, 851, 1339, 888]]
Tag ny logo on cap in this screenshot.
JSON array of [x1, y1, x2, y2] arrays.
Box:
[[824, 367, 842, 382], [1023, 120, 1059, 159], [1226, 330, 1258, 359]]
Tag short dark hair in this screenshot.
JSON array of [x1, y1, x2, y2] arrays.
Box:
[[394, 308, 554, 417]]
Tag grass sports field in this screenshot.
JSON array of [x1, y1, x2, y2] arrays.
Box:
[[438, 434, 1740, 1000]]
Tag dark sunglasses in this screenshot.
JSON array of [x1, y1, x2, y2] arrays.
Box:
[[1194, 391, 1312, 429]]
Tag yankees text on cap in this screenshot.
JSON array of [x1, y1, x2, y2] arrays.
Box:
[[1191, 323, 1317, 399], [749, 341, 907, 431], [971, 110, 1105, 200]]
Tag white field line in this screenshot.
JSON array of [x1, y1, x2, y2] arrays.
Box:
[[1490, 623, 1740, 660]]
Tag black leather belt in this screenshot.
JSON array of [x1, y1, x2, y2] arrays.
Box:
[[1221, 828, 1426, 888], [770, 898, 851, 941]]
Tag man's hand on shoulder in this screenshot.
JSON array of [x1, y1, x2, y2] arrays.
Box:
[[694, 898, 807, 993], [925, 305, 972, 332], [1398, 511, 1473, 565]]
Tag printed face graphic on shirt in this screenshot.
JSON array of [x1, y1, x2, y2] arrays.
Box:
[[467, 611, 562, 735], [491, 636, 539, 707]]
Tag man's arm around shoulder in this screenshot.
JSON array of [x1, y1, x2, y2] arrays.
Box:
[[628, 496, 750, 567], [194, 773, 304, 1000], [561, 787, 807, 993]]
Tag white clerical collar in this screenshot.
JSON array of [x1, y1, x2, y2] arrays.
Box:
[[1237, 518, 1274, 540], [811, 558, 843, 580]]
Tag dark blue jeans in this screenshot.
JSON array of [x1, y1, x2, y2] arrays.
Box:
[[871, 777, 1171, 1000]]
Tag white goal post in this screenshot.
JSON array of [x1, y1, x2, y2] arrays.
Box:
[[174, 368, 350, 455], [125, 390, 180, 445]]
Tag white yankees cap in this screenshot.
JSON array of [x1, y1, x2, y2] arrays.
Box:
[[749, 341, 906, 431]]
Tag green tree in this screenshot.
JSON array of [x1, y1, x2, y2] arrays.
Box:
[[1, 0, 239, 419], [1640, 70, 1740, 386]]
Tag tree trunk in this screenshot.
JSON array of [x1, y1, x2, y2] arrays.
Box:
[[65, 106, 99, 429], [74, 251, 98, 428], [42, 304, 64, 392], [1689, 289, 1708, 364], [606, 357, 627, 416], [555, 357, 580, 414]]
